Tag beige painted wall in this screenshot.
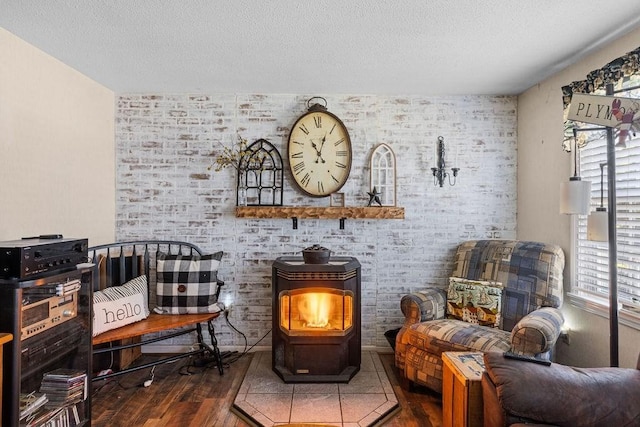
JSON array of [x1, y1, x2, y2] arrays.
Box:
[[518, 28, 640, 368], [0, 28, 115, 245]]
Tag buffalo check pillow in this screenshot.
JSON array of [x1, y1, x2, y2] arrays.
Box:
[[155, 251, 224, 314]]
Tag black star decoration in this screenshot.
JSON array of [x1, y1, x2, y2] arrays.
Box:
[[367, 187, 382, 207]]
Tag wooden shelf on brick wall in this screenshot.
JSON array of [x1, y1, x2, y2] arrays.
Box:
[[235, 206, 405, 229], [236, 206, 404, 219]]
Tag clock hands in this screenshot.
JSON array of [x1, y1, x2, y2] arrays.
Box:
[[311, 141, 320, 162], [311, 136, 327, 164]]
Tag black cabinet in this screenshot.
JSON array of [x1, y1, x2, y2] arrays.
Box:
[[0, 267, 92, 426]]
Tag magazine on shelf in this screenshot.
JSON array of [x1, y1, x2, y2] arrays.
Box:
[[19, 392, 48, 420], [21, 398, 85, 427]]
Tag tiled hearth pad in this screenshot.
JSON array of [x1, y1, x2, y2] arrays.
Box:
[[232, 351, 400, 427]]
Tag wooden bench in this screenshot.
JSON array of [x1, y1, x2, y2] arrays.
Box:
[[89, 240, 224, 381]]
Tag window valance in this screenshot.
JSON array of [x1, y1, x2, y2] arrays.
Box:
[[561, 46, 640, 109]]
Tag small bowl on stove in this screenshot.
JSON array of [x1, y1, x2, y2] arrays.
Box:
[[302, 244, 331, 264]]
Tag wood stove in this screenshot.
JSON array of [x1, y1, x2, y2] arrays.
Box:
[[272, 256, 361, 383]]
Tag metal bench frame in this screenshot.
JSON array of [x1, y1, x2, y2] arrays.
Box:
[[89, 240, 224, 381]]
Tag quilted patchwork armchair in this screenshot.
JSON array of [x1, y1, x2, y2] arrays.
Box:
[[395, 240, 565, 393]]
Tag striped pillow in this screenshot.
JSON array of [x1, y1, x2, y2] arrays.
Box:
[[93, 275, 150, 337]]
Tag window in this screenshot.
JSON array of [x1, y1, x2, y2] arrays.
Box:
[[369, 143, 397, 206], [573, 76, 640, 316]]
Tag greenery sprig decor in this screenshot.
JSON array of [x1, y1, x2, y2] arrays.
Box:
[[209, 133, 252, 172]]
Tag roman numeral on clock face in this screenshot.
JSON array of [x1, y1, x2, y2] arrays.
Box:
[[318, 181, 324, 194], [336, 150, 347, 157], [291, 152, 304, 159], [299, 123, 309, 135], [314, 115, 322, 128], [301, 173, 311, 187], [334, 138, 345, 146], [293, 162, 305, 175], [335, 161, 347, 169]]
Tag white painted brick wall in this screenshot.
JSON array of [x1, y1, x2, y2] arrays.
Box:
[[115, 93, 517, 349]]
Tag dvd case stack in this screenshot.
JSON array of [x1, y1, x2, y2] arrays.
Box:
[[20, 368, 87, 427]]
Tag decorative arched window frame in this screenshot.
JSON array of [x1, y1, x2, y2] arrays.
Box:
[[238, 138, 283, 206], [369, 143, 397, 207]]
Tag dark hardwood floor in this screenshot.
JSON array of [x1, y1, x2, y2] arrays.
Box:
[[91, 352, 442, 427]]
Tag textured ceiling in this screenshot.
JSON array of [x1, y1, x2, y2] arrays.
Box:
[[3, 1, 640, 95]]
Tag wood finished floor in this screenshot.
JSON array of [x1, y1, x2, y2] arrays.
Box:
[[91, 352, 443, 427]]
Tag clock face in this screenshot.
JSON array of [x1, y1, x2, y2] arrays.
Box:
[[287, 110, 352, 197]]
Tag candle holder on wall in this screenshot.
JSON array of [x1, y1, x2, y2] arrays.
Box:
[[238, 139, 283, 206], [431, 136, 459, 187]]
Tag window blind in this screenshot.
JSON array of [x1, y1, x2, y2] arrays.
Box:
[[575, 81, 640, 308]]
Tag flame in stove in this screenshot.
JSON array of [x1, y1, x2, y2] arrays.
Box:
[[298, 292, 330, 328]]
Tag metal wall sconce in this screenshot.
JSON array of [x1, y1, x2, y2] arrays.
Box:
[[587, 162, 608, 241], [431, 136, 459, 187]]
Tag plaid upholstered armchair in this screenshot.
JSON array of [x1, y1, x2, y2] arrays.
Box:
[[395, 240, 565, 393]]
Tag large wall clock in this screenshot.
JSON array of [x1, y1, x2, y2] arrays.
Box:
[[287, 97, 352, 197]]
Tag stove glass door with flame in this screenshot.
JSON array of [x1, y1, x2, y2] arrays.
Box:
[[279, 288, 353, 336]]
